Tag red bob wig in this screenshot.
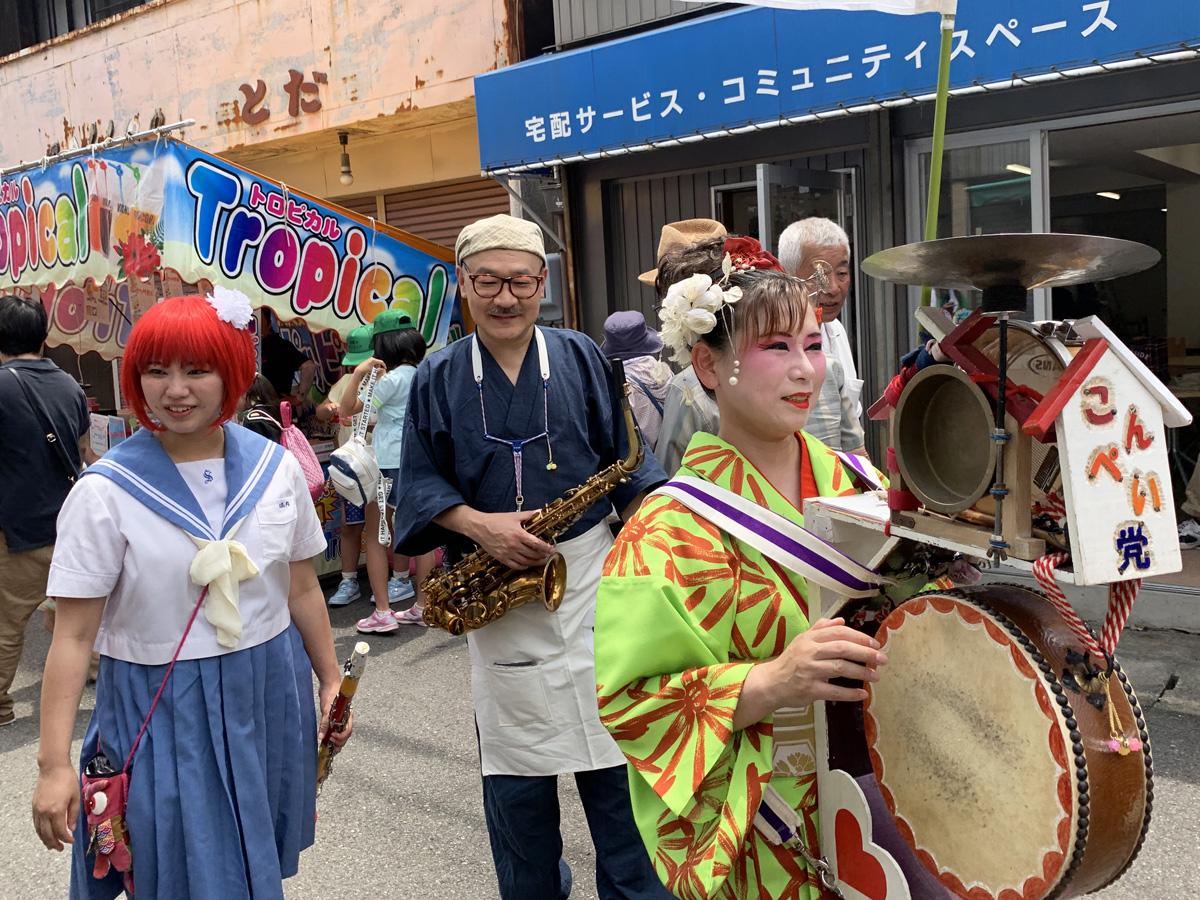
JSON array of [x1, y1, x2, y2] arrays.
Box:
[[121, 295, 256, 431]]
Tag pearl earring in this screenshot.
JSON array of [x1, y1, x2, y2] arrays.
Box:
[[729, 358, 741, 387]]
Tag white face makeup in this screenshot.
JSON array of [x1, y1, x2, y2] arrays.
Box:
[[702, 307, 827, 443]]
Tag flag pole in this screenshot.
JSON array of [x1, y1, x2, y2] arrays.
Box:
[[919, 12, 955, 306]]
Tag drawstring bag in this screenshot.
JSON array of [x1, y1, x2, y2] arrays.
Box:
[[279, 401, 326, 499], [329, 369, 382, 508]]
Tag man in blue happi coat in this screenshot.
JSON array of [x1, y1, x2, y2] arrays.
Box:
[[395, 214, 669, 900]]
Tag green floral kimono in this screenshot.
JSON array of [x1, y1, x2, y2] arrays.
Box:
[[596, 431, 863, 900]]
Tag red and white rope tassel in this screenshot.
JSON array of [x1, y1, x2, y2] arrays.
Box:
[[1033, 552, 1144, 755], [1032, 553, 1104, 658]]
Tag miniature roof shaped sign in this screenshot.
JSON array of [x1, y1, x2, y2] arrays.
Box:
[[1025, 316, 1191, 586]]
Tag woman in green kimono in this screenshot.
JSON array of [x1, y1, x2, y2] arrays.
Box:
[[595, 260, 889, 900]]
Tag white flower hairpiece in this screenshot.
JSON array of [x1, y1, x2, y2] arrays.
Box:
[[657, 256, 743, 366], [206, 286, 254, 330]]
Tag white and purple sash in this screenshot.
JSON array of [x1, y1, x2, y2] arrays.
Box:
[[834, 450, 885, 493], [653, 475, 885, 599]]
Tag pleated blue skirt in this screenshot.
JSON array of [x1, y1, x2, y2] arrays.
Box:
[[70, 624, 317, 900]]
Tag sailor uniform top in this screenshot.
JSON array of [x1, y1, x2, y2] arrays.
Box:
[[47, 427, 326, 666]]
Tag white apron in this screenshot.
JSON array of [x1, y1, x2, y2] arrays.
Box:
[[469, 520, 627, 777]]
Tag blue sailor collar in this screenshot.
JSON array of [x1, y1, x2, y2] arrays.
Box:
[[84, 423, 286, 540]]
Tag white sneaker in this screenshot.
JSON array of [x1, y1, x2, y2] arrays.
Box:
[[1179, 519, 1200, 549]]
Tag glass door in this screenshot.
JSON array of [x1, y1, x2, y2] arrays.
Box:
[[715, 165, 862, 368], [755, 165, 849, 256], [905, 127, 1049, 337]]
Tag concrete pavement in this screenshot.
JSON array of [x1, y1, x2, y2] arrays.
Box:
[[1, 585, 1197, 899]]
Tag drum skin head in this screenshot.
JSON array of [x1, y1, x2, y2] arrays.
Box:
[[865, 589, 1153, 899], [866, 594, 1076, 898]]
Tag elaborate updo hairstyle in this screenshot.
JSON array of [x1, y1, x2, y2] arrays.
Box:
[[121, 294, 257, 431], [701, 269, 816, 357], [655, 235, 814, 358], [654, 237, 728, 300]]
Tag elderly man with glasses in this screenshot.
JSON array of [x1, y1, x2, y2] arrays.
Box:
[[394, 214, 669, 900]]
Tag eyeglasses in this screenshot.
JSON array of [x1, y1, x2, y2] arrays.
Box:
[[463, 269, 546, 300]]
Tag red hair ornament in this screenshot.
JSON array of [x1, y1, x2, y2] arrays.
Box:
[[723, 236, 782, 273]]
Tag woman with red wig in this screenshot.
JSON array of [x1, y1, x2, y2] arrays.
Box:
[[31, 290, 350, 899]]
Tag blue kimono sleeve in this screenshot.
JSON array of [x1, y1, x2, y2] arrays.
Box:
[[587, 343, 668, 514], [393, 361, 465, 557]]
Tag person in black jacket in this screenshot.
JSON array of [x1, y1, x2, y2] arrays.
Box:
[[0, 296, 91, 727]]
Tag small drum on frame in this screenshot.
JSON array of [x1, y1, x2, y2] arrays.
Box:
[[864, 584, 1152, 899], [891, 319, 1082, 534]]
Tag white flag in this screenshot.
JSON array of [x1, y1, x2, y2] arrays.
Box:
[[677, 0, 956, 13]]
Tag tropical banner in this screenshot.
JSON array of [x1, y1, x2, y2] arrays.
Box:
[[0, 137, 458, 364]]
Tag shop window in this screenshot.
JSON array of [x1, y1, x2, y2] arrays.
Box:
[[89, 0, 148, 19], [2, 0, 149, 57], [917, 140, 1033, 240], [1046, 110, 1200, 591], [912, 139, 1035, 316]]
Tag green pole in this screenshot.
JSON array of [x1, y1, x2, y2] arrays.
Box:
[[919, 13, 955, 307]]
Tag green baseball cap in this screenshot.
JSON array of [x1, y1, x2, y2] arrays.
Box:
[[341, 325, 374, 366], [372, 308, 415, 337]]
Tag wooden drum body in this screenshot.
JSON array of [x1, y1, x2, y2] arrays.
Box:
[[864, 585, 1152, 899], [892, 321, 1080, 519]]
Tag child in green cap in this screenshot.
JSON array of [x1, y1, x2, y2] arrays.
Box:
[[338, 310, 436, 632], [316, 325, 374, 607]]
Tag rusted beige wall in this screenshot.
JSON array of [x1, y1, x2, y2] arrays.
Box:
[[0, 0, 514, 168], [235, 114, 486, 200]]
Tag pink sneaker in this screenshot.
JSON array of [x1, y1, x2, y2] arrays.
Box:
[[356, 608, 399, 634], [394, 605, 428, 627]]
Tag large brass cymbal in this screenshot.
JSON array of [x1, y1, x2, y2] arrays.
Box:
[[861, 233, 1160, 293]]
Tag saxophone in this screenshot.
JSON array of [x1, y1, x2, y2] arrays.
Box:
[[421, 359, 645, 635]]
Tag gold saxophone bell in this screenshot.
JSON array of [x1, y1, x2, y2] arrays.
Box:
[[421, 360, 643, 634]]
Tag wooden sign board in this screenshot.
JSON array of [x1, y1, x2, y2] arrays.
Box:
[[1057, 345, 1180, 584]]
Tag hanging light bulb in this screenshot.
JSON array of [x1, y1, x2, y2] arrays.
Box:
[[338, 131, 354, 186]]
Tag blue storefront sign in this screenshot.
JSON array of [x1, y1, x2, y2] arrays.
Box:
[[476, 0, 1200, 173]]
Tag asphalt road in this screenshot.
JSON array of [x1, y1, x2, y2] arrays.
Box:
[[1, 584, 1197, 899]]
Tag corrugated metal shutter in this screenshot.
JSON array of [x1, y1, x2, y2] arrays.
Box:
[[335, 194, 381, 220], [383, 178, 510, 248]]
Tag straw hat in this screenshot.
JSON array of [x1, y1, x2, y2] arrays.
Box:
[[638, 218, 728, 285]]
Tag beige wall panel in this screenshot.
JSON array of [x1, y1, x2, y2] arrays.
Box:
[[0, 0, 511, 166], [230, 114, 483, 200]]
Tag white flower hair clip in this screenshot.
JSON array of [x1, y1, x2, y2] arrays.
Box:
[[206, 286, 254, 330], [657, 255, 742, 369]]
